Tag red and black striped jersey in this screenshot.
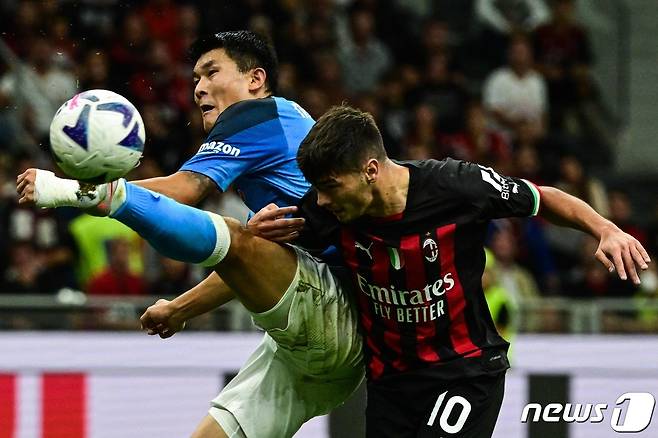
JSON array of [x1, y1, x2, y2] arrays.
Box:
[[297, 158, 541, 380]]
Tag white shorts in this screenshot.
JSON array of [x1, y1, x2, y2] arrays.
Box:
[[209, 246, 364, 438]]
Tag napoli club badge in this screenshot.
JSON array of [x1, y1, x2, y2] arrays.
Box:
[[423, 238, 438, 262]]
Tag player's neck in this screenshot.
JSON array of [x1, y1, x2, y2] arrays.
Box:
[[249, 89, 270, 100], [368, 161, 410, 217]]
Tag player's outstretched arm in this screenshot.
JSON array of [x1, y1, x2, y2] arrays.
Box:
[[538, 186, 651, 284], [16, 168, 215, 208], [132, 171, 215, 206], [141, 272, 234, 339]]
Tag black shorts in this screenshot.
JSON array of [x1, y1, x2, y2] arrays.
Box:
[[365, 371, 506, 438]]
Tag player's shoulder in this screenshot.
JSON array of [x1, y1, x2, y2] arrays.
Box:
[[404, 158, 480, 190], [403, 157, 470, 177], [270, 97, 315, 127], [208, 96, 279, 140]]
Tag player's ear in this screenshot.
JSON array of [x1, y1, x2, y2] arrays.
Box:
[[249, 68, 267, 92], [365, 159, 379, 184]]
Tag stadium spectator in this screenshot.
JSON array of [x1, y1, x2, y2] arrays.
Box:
[[128, 40, 191, 117], [483, 33, 548, 141], [408, 19, 453, 68], [338, 8, 392, 94], [170, 4, 201, 63], [400, 103, 442, 160], [441, 100, 512, 172], [22, 36, 77, 145], [1, 154, 77, 293], [148, 256, 196, 297], [475, 0, 550, 70], [477, 0, 550, 36], [68, 214, 144, 288], [299, 86, 330, 119], [0, 241, 42, 293], [565, 236, 610, 297], [608, 190, 648, 247], [65, 0, 118, 45], [483, 248, 517, 340], [555, 155, 609, 216], [347, 0, 417, 62], [311, 50, 349, 107], [533, 0, 593, 129], [138, 104, 186, 175], [513, 144, 546, 184], [1, 0, 42, 58], [78, 49, 113, 91], [544, 167, 606, 286], [353, 92, 401, 159], [48, 15, 78, 68], [534, 0, 615, 167], [275, 62, 299, 101], [86, 239, 146, 296], [377, 70, 409, 157], [489, 226, 541, 304], [138, 0, 181, 57], [0, 57, 25, 154], [109, 12, 150, 87], [406, 52, 467, 133]]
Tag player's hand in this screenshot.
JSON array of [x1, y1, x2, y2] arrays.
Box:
[[140, 299, 186, 339], [16, 168, 38, 205], [247, 203, 305, 242], [595, 226, 651, 285]]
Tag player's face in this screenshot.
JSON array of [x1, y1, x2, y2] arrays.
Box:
[[193, 48, 254, 132], [315, 172, 373, 223]]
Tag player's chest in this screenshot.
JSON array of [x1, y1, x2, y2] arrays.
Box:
[[339, 223, 457, 273]]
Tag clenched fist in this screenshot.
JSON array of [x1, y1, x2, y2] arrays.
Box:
[[140, 299, 186, 339]]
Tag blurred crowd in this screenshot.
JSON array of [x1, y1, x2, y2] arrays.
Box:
[[0, 0, 657, 332]]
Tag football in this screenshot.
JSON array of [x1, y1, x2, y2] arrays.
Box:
[[49, 89, 145, 183]]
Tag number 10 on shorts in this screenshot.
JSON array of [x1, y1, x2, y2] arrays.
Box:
[[427, 391, 473, 434]]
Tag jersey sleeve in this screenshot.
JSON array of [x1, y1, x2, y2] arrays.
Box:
[[179, 98, 283, 191], [440, 159, 541, 220]]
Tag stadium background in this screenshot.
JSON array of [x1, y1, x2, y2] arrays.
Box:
[[0, 0, 657, 437]]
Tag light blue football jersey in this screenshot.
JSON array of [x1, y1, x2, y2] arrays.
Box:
[[180, 96, 313, 212]]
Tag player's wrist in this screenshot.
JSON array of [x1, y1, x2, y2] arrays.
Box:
[[592, 220, 619, 240], [33, 169, 81, 208], [34, 169, 108, 210], [168, 296, 193, 322]]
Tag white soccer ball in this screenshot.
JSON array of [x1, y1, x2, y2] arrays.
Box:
[[49, 89, 145, 183]]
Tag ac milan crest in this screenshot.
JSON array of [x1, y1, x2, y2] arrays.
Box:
[[423, 237, 438, 262]]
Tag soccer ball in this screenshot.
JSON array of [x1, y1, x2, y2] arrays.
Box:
[[49, 89, 145, 183]]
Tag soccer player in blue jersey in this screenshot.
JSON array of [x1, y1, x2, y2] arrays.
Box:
[[18, 31, 313, 305], [17, 31, 363, 438]]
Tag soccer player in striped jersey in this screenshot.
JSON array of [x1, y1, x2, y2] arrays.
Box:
[[286, 105, 651, 437]]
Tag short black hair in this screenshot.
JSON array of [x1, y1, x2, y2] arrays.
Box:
[[189, 30, 278, 94], [297, 105, 387, 184]]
